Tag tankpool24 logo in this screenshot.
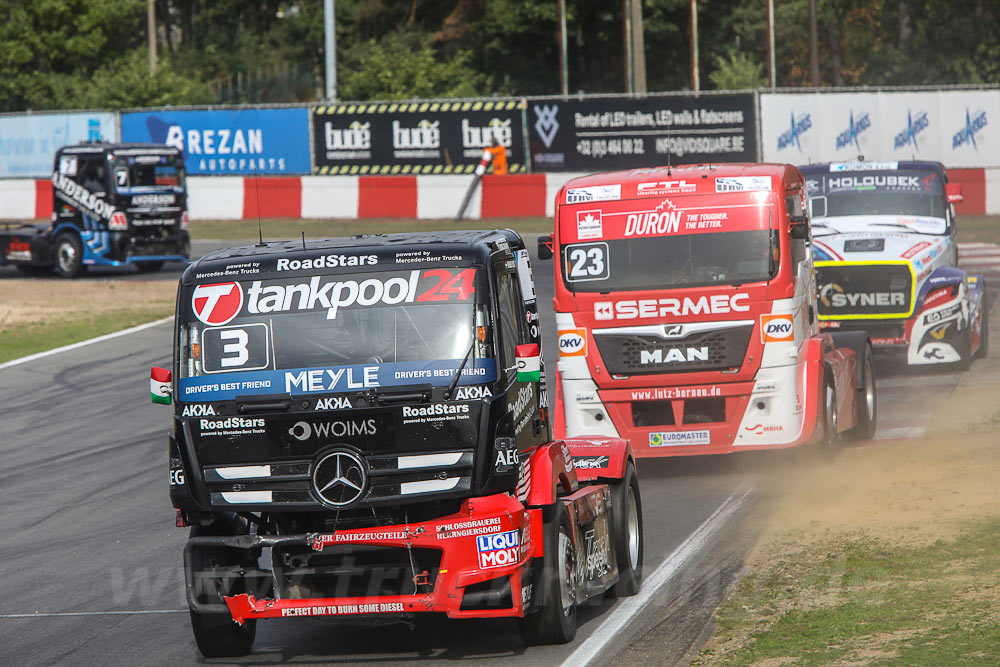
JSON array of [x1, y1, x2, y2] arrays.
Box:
[[836, 110, 871, 151], [894, 110, 929, 152], [952, 108, 988, 151]]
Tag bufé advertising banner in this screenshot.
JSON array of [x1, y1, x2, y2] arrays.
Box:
[[761, 89, 1000, 168], [121, 108, 311, 175], [0, 112, 117, 178]]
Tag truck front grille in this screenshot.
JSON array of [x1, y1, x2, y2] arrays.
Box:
[[594, 325, 753, 375], [816, 262, 914, 319]]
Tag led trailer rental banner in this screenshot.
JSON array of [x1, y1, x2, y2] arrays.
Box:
[[0, 112, 117, 177], [761, 89, 1000, 168], [121, 108, 311, 175], [526, 93, 758, 172], [311, 100, 526, 174]]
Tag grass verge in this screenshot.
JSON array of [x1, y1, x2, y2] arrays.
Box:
[[957, 215, 1000, 244], [188, 217, 553, 241], [0, 279, 176, 363], [692, 351, 1000, 666]]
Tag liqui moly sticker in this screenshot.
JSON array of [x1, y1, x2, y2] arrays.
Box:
[[576, 210, 603, 240], [477, 530, 520, 568]]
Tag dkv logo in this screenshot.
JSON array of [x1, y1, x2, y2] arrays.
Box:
[[192, 282, 244, 325], [760, 314, 794, 343], [558, 329, 587, 357]]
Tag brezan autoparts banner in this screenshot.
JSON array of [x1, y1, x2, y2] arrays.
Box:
[[761, 89, 1000, 168], [311, 100, 525, 174], [0, 112, 117, 177], [527, 93, 757, 172], [121, 108, 311, 175]]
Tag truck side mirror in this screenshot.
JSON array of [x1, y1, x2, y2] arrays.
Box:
[[946, 183, 963, 204], [151, 366, 172, 405], [809, 196, 827, 218], [515, 344, 541, 383], [537, 235, 553, 260]]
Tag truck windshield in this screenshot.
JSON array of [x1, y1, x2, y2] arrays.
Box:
[[808, 169, 946, 221], [559, 193, 777, 292], [112, 155, 186, 190], [177, 267, 494, 392]]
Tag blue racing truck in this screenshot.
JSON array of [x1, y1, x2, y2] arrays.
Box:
[[0, 142, 191, 277]]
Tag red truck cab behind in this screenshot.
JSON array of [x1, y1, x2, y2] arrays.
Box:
[[549, 163, 872, 457]]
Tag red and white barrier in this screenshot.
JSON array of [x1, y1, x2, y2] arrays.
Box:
[[4, 170, 998, 221]]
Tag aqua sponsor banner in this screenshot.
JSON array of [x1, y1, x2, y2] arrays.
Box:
[[178, 358, 498, 402], [121, 108, 310, 175], [0, 112, 116, 177], [762, 90, 1000, 167]]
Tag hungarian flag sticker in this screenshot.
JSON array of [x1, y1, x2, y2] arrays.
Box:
[[150, 366, 172, 405], [515, 344, 541, 383]]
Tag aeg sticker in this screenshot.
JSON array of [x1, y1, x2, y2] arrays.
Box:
[[760, 314, 794, 343], [558, 329, 587, 357], [192, 282, 244, 326]]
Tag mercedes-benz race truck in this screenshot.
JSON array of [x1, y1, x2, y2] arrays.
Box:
[[149, 230, 643, 657], [537, 163, 877, 458], [0, 142, 190, 277], [799, 161, 987, 368]]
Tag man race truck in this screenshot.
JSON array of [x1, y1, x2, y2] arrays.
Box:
[[799, 161, 987, 368], [0, 142, 190, 277], [538, 163, 877, 457], [150, 230, 643, 657]]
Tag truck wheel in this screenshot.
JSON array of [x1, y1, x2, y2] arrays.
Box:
[[608, 462, 643, 597], [956, 325, 973, 371], [53, 233, 85, 278], [518, 502, 577, 645], [136, 260, 165, 273], [819, 371, 839, 451], [846, 344, 877, 440], [975, 293, 989, 359], [187, 514, 256, 657]]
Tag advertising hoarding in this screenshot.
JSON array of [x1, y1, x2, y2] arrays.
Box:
[[0, 112, 117, 178]]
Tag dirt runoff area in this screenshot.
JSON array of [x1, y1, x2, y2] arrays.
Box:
[[694, 353, 1000, 664], [0, 279, 176, 362]]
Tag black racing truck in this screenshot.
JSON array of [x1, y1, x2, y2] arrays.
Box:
[[150, 230, 643, 657], [0, 142, 190, 277]]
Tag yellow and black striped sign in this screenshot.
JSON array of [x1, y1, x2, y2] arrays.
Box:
[[313, 163, 525, 176]]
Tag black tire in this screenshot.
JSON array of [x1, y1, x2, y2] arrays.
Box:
[[956, 324, 973, 371], [518, 502, 578, 645], [136, 260, 165, 273], [975, 289, 989, 359], [846, 344, 877, 440], [819, 370, 839, 451], [608, 462, 643, 597], [53, 232, 85, 278], [187, 514, 257, 658]]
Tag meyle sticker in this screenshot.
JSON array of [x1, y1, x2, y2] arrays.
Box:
[[576, 209, 603, 240], [715, 176, 772, 193], [192, 282, 244, 325], [649, 430, 711, 447], [557, 329, 587, 357], [477, 530, 520, 568], [566, 184, 621, 204], [760, 314, 794, 343]]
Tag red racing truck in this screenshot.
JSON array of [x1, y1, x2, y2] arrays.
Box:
[[538, 164, 878, 457]]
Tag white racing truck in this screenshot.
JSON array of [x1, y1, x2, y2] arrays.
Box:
[[800, 161, 988, 368]]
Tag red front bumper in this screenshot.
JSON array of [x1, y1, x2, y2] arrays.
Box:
[[216, 494, 543, 624]]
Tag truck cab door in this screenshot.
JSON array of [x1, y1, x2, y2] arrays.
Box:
[[493, 261, 547, 453]]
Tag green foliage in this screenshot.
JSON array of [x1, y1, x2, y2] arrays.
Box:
[[709, 52, 766, 90]]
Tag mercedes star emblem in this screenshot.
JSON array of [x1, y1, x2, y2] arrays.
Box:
[[312, 449, 368, 508]]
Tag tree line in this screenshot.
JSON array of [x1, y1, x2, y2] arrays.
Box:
[[1, 0, 997, 112]]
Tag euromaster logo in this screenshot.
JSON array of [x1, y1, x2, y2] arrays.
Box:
[[192, 282, 244, 325], [760, 314, 794, 343]]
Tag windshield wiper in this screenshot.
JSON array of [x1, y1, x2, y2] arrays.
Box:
[[443, 340, 475, 400]]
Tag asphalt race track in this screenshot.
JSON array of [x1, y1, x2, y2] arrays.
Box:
[[0, 234, 991, 666]]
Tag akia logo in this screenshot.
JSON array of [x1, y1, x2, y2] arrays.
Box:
[[454, 385, 492, 400], [192, 282, 244, 325], [182, 404, 216, 416], [315, 396, 353, 410]]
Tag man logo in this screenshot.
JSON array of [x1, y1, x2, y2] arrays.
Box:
[[760, 314, 795, 343], [558, 329, 587, 357], [192, 282, 243, 325]]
